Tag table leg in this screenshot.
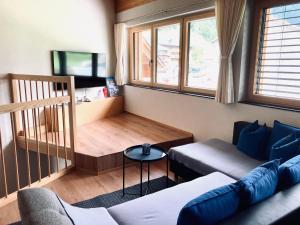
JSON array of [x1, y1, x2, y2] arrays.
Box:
[[122, 153, 125, 196], [140, 161, 143, 197], [166, 154, 169, 187]]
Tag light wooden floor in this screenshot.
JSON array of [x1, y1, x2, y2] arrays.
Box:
[[0, 161, 173, 225], [76, 113, 192, 157]]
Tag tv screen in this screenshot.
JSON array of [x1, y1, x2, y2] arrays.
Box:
[[65, 52, 92, 76], [51, 50, 107, 89]]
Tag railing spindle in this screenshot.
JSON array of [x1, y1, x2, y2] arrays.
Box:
[[21, 110, 31, 186], [42, 82, 51, 176], [53, 85, 59, 172], [61, 83, 68, 168], [35, 81, 42, 140], [29, 81, 36, 139], [23, 81, 31, 138], [48, 82, 54, 144], [0, 130, 8, 197], [32, 108, 41, 181], [10, 113, 20, 190]]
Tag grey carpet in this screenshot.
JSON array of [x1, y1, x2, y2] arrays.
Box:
[[11, 176, 176, 224]]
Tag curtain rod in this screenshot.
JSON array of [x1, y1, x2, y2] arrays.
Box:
[[121, 0, 214, 24]]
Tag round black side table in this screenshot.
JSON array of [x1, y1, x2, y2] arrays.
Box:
[[122, 145, 168, 197]]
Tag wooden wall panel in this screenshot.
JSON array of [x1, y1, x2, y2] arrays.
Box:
[[115, 0, 156, 12]]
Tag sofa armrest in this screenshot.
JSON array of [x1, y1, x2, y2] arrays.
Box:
[[18, 188, 73, 225]]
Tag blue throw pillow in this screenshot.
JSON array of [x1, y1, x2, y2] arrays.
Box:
[[238, 160, 279, 206], [267, 120, 300, 158], [237, 121, 269, 160], [278, 155, 300, 190], [177, 184, 240, 225], [269, 134, 300, 162]]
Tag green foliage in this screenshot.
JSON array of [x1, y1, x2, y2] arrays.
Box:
[[190, 18, 217, 42]]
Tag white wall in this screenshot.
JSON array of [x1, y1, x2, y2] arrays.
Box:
[[124, 86, 300, 142], [0, 0, 116, 194], [0, 0, 116, 104], [120, 0, 300, 143]]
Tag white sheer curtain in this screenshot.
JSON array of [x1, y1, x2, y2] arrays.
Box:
[[215, 0, 246, 104], [114, 23, 127, 86]]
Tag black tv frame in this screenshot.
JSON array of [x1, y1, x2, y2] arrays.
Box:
[[51, 50, 107, 89]]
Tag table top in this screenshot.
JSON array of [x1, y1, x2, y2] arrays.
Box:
[[124, 145, 167, 162]]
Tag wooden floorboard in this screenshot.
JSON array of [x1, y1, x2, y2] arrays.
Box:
[[0, 161, 173, 225]]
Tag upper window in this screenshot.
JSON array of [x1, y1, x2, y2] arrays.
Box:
[[249, 1, 300, 108], [129, 11, 218, 96], [131, 28, 152, 83], [155, 22, 181, 87], [183, 13, 219, 93]]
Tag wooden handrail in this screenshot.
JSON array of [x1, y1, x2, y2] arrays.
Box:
[[9, 74, 72, 83], [0, 96, 70, 114]]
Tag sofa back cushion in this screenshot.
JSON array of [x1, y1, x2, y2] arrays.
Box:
[[269, 133, 300, 162], [278, 155, 300, 190], [177, 183, 240, 225], [238, 160, 279, 206], [267, 120, 300, 158], [237, 121, 269, 160]]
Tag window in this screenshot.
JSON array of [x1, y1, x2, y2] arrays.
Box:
[[248, 0, 300, 108], [183, 12, 220, 94], [130, 27, 152, 84], [155, 22, 181, 87], [129, 10, 218, 95]]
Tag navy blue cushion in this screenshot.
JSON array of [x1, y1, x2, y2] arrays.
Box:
[[269, 134, 300, 162], [267, 121, 300, 158], [238, 160, 279, 206], [177, 184, 240, 225], [237, 121, 269, 160], [278, 155, 300, 190]]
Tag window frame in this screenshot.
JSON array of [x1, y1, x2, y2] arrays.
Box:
[[128, 9, 218, 96], [129, 25, 154, 86], [152, 19, 183, 90], [181, 11, 217, 96], [247, 0, 300, 109]]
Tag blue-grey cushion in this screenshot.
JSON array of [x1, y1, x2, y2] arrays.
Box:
[[270, 133, 300, 162], [177, 183, 240, 225], [267, 120, 300, 158], [237, 121, 269, 160], [238, 160, 280, 206], [278, 155, 300, 190]]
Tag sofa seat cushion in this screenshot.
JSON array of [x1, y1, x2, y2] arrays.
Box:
[[169, 139, 264, 180], [60, 199, 118, 225], [108, 172, 236, 225]]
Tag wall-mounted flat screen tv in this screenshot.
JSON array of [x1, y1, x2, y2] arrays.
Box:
[[51, 50, 107, 89]]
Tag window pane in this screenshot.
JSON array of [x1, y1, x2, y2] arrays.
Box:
[[156, 23, 181, 86], [256, 3, 300, 100], [133, 29, 151, 82], [186, 17, 219, 90]]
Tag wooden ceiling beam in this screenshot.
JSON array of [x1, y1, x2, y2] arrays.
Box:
[[115, 0, 156, 13]]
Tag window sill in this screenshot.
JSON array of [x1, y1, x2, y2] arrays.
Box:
[[239, 100, 300, 113], [125, 84, 215, 100]]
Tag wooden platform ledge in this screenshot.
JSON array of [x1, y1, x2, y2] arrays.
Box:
[[75, 113, 193, 175]]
